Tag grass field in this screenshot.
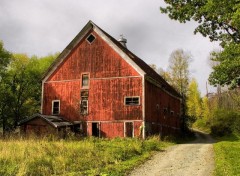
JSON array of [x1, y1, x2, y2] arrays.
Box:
[[213, 134, 240, 176], [0, 136, 173, 176]]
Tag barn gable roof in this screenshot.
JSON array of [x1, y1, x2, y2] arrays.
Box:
[[18, 113, 73, 128], [42, 20, 181, 98]]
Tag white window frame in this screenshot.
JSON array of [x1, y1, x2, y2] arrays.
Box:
[[81, 73, 90, 89], [124, 96, 140, 106], [52, 100, 60, 115], [86, 34, 96, 44]]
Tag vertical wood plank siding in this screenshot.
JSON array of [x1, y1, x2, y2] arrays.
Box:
[[145, 81, 181, 136], [47, 30, 139, 82], [43, 81, 81, 121], [90, 77, 142, 121]]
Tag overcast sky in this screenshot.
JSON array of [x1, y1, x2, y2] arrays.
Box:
[[0, 0, 219, 95]]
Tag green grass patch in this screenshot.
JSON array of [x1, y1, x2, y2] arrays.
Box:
[[192, 119, 211, 133], [213, 133, 240, 176], [0, 136, 173, 176]]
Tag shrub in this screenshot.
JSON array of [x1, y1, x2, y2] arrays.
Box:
[[211, 109, 240, 137]]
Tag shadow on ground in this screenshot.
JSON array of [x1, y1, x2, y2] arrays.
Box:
[[186, 130, 216, 144]]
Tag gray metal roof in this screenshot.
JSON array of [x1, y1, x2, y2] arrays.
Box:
[[18, 113, 73, 128]]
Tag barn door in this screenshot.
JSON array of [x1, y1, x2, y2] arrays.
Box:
[[125, 122, 133, 137], [92, 122, 100, 137]]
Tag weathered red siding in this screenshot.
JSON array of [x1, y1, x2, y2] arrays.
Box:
[[43, 81, 81, 121], [133, 121, 143, 138], [99, 122, 125, 138], [86, 121, 142, 138], [145, 81, 181, 136], [89, 77, 142, 121], [47, 30, 139, 82]]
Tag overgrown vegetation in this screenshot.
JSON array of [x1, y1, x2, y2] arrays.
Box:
[[0, 41, 58, 135], [191, 89, 240, 137], [211, 109, 240, 137], [213, 134, 240, 176], [0, 136, 173, 176]]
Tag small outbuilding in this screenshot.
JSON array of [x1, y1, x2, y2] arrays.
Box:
[[19, 114, 73, 137]]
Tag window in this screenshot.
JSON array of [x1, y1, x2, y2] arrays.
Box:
[[86, 34, 96, 44], [125, 96, 140, 105], [52, 100, 60, 115], [80, 100, 88, 115], [80, 90, 88, 115], [82, 74, 89, 88]]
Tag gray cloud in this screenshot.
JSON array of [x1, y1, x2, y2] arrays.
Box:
[[0, 0, 219, 95]]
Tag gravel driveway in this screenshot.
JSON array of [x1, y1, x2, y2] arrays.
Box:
[[129, 131, 215, 176]]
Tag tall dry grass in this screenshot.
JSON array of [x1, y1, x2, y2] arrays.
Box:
[[0, 136, 173, 176]]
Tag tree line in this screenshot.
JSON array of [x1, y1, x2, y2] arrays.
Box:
[[0, 41, 58, 136]]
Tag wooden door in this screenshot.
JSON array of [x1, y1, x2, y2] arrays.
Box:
[[125, 122, 133, 137]]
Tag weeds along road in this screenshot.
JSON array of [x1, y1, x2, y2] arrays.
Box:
[[129, 131, 215, 176]]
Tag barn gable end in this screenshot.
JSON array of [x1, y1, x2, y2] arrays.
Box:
[[42, 21, 145, 83]]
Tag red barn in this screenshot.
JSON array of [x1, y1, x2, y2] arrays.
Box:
[[20, 21, 182, 138]]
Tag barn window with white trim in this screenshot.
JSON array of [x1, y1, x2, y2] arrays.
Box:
[[124, 96, 140, 106]]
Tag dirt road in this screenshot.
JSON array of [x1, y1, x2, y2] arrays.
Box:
[[129, 131, 215, 176]]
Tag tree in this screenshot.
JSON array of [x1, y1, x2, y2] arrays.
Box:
[[6, 53, 58, 128], [208, 43, 240, 88], [186, 79, 202, 119], [160, 0, 240, 45], [160, 1, 240, 88], [0, 41, 12, 76], [167, 49, 191, 96], [0, 50, 58, 135], [201, 96, 211, 121], [158, 67, 172, 83], [164, 49, 192, 133], [149, 64, 157, 72], [0, 41, 12, 135]]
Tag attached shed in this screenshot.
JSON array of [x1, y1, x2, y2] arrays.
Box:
[[19, 114, 73, 137]]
